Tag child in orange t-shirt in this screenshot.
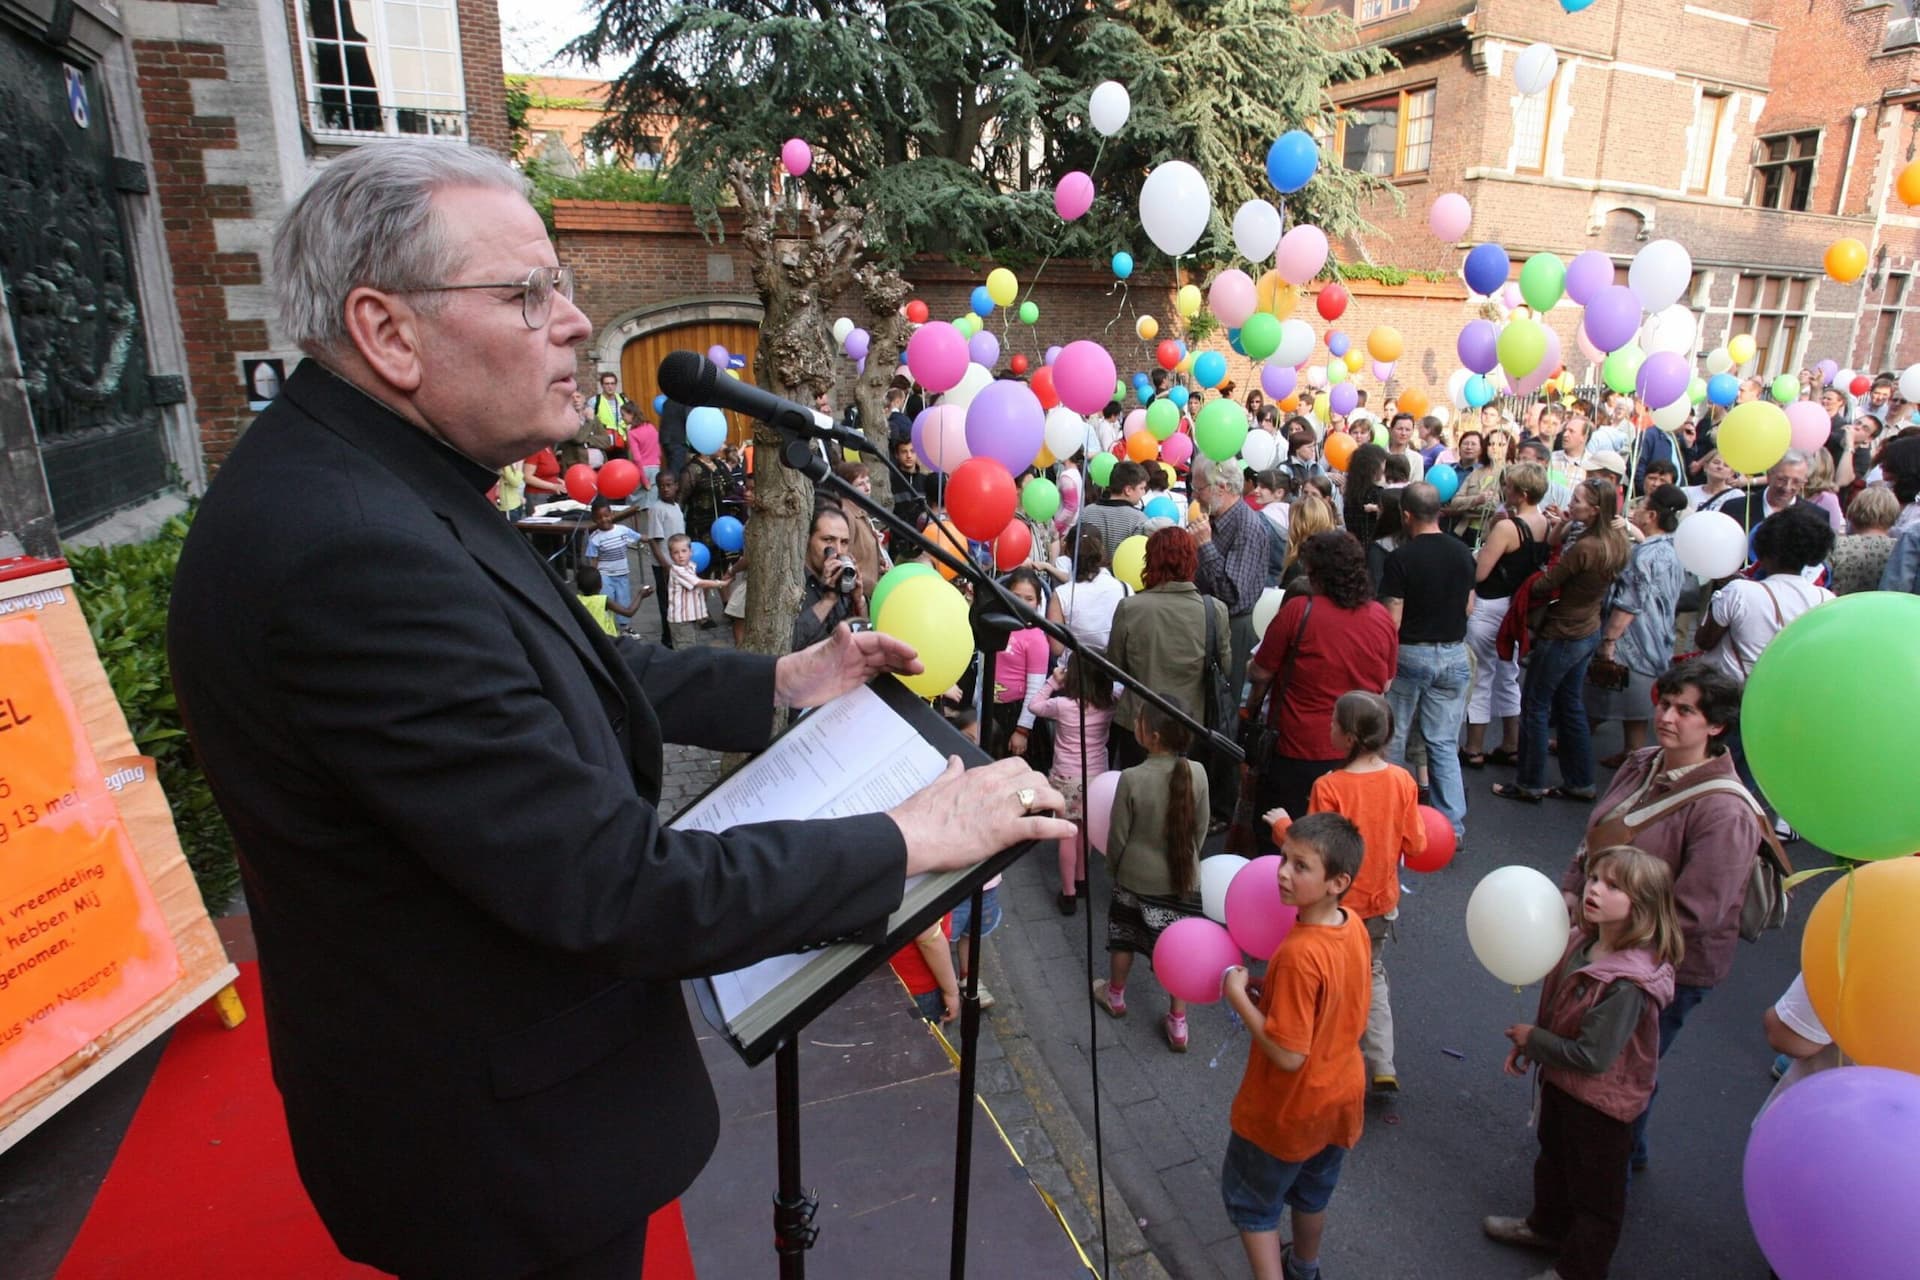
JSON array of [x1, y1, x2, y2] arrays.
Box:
[[1221, 812, 1372, 1280], [1305, 690, 1423, 1096]]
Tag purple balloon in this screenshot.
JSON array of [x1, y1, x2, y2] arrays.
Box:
[[1261, 364, 1297, 400], [1817, 358, 1839, 385], [968, 329, 1001, 368], [963, 379, 1045, 474], [1370, 360, 1394, 382], [1457, 319, 1500, 375], [1745, 1067, 1920, 1280], [1328, 382, 1359, 416], [845, 327, 870, 361], [1045, 345, 1062, 366], [1636, 350, 1690, 407], [855, 355, 866, 375], [1564, 250, 1614, 306], [1328, 331, 1351, 358], [1583, 285, 1643, 354], [706, 343, 730, 367]]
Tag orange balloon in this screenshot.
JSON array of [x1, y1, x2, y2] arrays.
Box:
[[1279, 394, 1300, 413], [1801, 859, 1920, 1073], [1343, 349, 1364, 373], [928, 520, 968, 578], [1899, 158, 1920, 206], [1324, 431, 1358, 472], [1825, 237, 1869, 284], [1125, 429, 1160, 462], [1367, 325, 1404, 363], [1399, 388, 1431, 418], [1255, 271, 1299, 319]]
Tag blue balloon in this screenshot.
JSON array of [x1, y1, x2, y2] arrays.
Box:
[[1168, 385, 1190, 408], [970, 286, 995, 316], [1561, 0, 1597, 9], [1112, 252, 1134, 280], [1327, 331, 1351, 358], [1227, 327, 1247, 356], [710, 515, 745, 553], [689, 541, 712, 573], [1463, 243, 1511, 297], [1265, 130, 1320, 195], [652, 394, 667, 414], [687, 405, 728, 455], [1427, 462, 1461, 504], [1463, 374, 1495, 408], [1707, 372, 1740, 407], [1193, 350, 1228, 388], [1144, 496, 1181, 522], [1135, 384, 1153, 404]]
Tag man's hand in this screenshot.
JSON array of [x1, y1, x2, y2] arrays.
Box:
[[774, 623, 922, 709], [1503, 1046, 1530, 1077], [1191, 514, 1213, 545], [1504, 1022, 1535, 1049], [889, 756, 1077, 878]]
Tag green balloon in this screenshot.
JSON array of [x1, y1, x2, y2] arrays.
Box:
[[1021, 475, 1061, 522], [1019, 301, 1039, 324], [1088, 452, 1117, 486], [1145, 398, 1180, 440], [1687, 376, 1708, 405], [1497, 317, 1547, 378], [869, 562, 937, 622], [1770, 374, 1799, 404], [1603, 344, 1644, 395], [1240, 312, 1282, 361], [954, 314, 981, 337], [1326, 360, 1347, 385], [1744, 593, 1920, 859], [1371, 423, 1388, 446], [1195, 399, 1250, 461], [1518, 253, 1565, 312]]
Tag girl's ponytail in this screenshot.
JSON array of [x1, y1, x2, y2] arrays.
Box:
[[1137, 695, 1198, 897]]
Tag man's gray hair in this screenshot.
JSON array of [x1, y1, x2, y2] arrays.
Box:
[[1192, 455, 1241, 493], [1774, 449, 1812, 472], [272, 143, 528, 357]]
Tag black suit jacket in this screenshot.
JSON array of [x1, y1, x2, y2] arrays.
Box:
[[168, 362, 906, 1278]]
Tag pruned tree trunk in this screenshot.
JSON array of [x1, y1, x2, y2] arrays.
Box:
[[854, 262, 911, 511]]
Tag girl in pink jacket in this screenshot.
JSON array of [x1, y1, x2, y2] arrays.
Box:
[[1027, 652, 1117, 916]]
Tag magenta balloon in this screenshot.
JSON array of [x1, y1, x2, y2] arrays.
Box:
[[1261, 364, 1298, 400], [1224, 855, 1299, 959], [967, 329, 1000, 368], [1636, 350, 1690, 408], [1457, 319, 1500, 374], [1152, 918, 1244, 1004], [1785, 399, 1832, 452], [1328, 382, 1358, 416], [906, 321, 970, 393], [1564, 250, 1614, 306], [964, 378, 1046, 474], [780, 137, 812, 177], [1053, 340, 1119, 415], [1159, 432, 1194, 466], [1054, 170, 1095, 221], [1583, 285, 1643, 353], [911, 404, 971, 473]]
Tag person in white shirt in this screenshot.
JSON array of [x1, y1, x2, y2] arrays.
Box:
[[1047, 526, 1129, 655], [1384, 411, 1425, 481], [1757, 973, 1839, 1119]]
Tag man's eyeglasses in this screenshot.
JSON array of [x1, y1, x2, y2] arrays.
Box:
[[406, 266, 574, 329]]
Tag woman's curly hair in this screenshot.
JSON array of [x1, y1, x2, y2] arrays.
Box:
[[1301, 531, 1374, 609]]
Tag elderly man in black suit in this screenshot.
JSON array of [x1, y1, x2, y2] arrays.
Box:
[[167, 142, 1072, 1280]]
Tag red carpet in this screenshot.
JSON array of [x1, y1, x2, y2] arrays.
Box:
[[56, 964, 695, 1279]]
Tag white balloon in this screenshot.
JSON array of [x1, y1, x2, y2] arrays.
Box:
[[1705, 348, 1733, 375], [1674, 509, 1749, 579], [1431, 403, 1452, 426], [1900, 364, 1920, 402], [1629, 239, 1693, 312], [1044, 405, 1087, 462], [1514, 42, 1558, 97], [1465, 866, 1572, 986], [1448, 367, 1474, 411], [1251, 586, 1284, 639], [1090, 80, 1131, 138], [1201, 855, 1249, 925], [1652, 397, 1692, 429], [832, 317, 854, 345], [1274, 318, 1316, 367], [1835, 368, 1857, 396], [1232, 199, 1283, 263], [944, 362, 994, 412], [1138, 161, 1213, 257], [1640, 304, 1697, 357], [1241, 430, 1279, 471]]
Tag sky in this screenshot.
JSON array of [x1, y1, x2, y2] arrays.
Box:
[[496, 0, 621, 78]]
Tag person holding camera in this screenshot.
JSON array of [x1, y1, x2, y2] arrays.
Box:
[[794, 505, 868, 650]]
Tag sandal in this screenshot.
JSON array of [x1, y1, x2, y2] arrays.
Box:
[[1544, 786, 1597, 802], [1485, 747, 1518, 766], [1491, 783, 1545, 804], [1461, 751, 1488, 770]]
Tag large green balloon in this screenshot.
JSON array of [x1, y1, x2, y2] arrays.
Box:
[[1603, 344, 1644, 395], [1519, 253, 1565, 313], [1498, 318, 1547, 378], [1769, 374, 1799, 404], [1145, 398, 1181, 440], [1021, 475, 1061, 522], [1326, 360, 1347, 385], [1744, 593, 1920, 860], [1088, 452, 1116, 486], [1018, 301, 1039, 324], [1240, 312, 1282, 361], [869, 561, 938, 623], [1687, 376, 1708, 405], [1195, 399, 1250, 461]]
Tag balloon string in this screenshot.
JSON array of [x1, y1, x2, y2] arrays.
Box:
[[1836, 865, 1855, 1011], [1018, 138, 1104, 315]]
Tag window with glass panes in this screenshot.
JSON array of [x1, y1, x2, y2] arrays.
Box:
[[1512, 73, 1554, 173], [304, 0, 466, 138], [1872, 273, 1911, 373], [1732, 275, 1811, 378], [1686, 93, 1726, 194], [1750, 130, 1818, 211], [1338, 86, 1434, 178], [1359, 0, 1416, 21]]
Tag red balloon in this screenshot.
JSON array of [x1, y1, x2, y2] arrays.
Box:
[[1851, 375, 1871, 397], [597, 458, 641, 501], [1316, 283, 1349, 322], [564, 463, 599, 504], [1029, 365, 1060, 411], [1010, 353, 1030, 375], [992, 516, 1032, 569], [1156, 339, 1182, 371], [905, 299, 930, 324], [945, 457, 1018, 541], [1404, 805, 1457, 873]]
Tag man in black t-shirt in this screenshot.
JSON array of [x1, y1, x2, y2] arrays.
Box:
[[1378, 481, 1478, 846]]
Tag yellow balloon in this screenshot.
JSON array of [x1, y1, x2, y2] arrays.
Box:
[[1313, 391, 1330, 420], [1176, 284, 1203, 319], [1035, 443, 1057, 468], [1367, 325, 1404, 362], [1112, 534, 1148, 590], [1158, 461, 1177, 487], [1256, 271, 1298, 319], [1177, 353, 1196, 374], [1802, 859, 1920, 1074], [1137, 315, 1160, 341], [1343, 349, 1364, 373], [1718, 401, 1791, 475], [986, 267, 1019, 307], [875, 573, 973, 698], [1728, 333, 1756, 365]]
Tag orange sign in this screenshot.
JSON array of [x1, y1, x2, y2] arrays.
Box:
[[0, 616, 180, 1100]]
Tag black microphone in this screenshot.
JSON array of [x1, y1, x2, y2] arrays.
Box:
[[656, 351, 868, 451]]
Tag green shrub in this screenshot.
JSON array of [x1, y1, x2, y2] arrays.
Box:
[[65, 511, 239, 912]]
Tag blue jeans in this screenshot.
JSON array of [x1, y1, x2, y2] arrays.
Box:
[[602, 572, 634, 630], [1518, 632, 1604, 793], [1387, 641, 1471, 838], [1629, 982, 1712, 1165]]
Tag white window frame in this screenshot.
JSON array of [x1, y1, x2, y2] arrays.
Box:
[[295, 0, 469, 143], [1731, 273, 1813, 380]]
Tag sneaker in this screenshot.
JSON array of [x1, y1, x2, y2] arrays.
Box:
[[1773, 816, 1798, 841], [972, 983, 997, 1011], [1370, 1073, 1400, 1094], [1770, 1052, 1790, 1082], [1092, 979, 1127, 1018], [1164, 1012, 1189, 1053], [1483, 1216, 1560, 1252], [1280, 1242, 1320, 1280]]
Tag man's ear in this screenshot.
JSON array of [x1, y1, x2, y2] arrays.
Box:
[[343, 286, 425, 393]]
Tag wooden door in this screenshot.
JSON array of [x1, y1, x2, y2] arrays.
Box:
[[620, 321, 762, 446]]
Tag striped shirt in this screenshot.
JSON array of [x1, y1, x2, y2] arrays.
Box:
[[585, 525, 644, 578], [667, 564, 709, 623]]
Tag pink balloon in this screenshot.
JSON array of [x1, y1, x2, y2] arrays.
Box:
[[1370, 360, 1394, 382], [1224, 855, 1298, 960], [1511, 326, 1563, 397], [1053, 341, 1119, 415], [1210, 269, 1258, 328], [1429, 192, 1472, 241], [1276, 225, 1330, 287], [1054, 171, 1095, 221], [1152, 918, 1243, 1004], [781, 137, 812, 177], [1306, 365, 1327, 389], [1124, 408, 1147, 435], [913, 404, 972, 473], [1785, 399, 1832, 453], [1576, 319, 1606, 367], [1086, 770, 1122, 851], [906, 321, 970, 393], [1159, 432, 1194, 466], [1501, 282, 1524, 311]]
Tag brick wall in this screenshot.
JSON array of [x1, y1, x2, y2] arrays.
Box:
[[457, 0, 510, 155]]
